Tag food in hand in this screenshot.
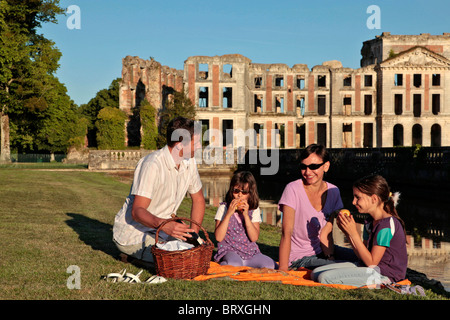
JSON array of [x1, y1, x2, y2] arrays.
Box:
[[340, 209, 351, 217], [236, 200, 246, 212]]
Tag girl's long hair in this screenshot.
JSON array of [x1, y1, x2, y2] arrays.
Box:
[[225, 171, 259, 210], [353, 174, 406, 235]]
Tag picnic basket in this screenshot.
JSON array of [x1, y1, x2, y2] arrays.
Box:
[[151, 217, 214, 279]]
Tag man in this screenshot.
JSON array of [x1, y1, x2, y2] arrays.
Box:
[[113, 117, 205, 263]]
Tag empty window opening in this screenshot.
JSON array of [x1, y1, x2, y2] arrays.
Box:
[[318, 95, 326, 115], [255, 123, 271, 148], [432, 94, 440, 115], [412, 124, 422, 146], [222, 120, 234, 147], [198, 63, 208, 80], [198, 87, 209, 108], [394, 94, 403, 115], [223, 87, 232, 108], [200, 119, 210, 146], [275, 123, 285, 148], [317, 75, 326, 87], [393, 124, 404, 147], [317, 123, 327, 147], [276, 96, 284, 113], [364, 75, 373, 87], [297, 123, 305, 148], [413, 74, 422, 88], [296, 76, 305, 89], [413, 94, 421, 117], [363, 123, 373, 148], [394, 74, 403, 86], [135, 79, 146, 110], [223, 64, 232, 78], [343, 75, 352, 87], [254, 123, 262, 147], [296, 96, 305, 116], [364, 95, 372, 115], [254, 76, 262, 89], [343, 96, 351, 115], [431, 124, 441, 147], [342, 123, 352, 148], [343, 96, 352, 105], [432, 74, 441, 86], [275, 75, 284, 87], [254, 94, 263, 112]]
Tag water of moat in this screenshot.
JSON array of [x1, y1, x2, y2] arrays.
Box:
[[200, 172, 450, 292]]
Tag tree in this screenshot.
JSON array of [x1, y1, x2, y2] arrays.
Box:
[[156, 90, 196, 148], [34, 80, 88, 153], [140, 99, 158, 150], [95, 107, 127, 150], [80, 78, 121, 147], [0, 0, 65, 160]]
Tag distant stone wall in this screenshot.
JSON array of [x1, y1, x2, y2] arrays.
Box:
[[88, 148, 241, 171], [88, 150, 153, 170]]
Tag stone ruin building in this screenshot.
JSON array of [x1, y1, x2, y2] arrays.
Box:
[[119, 32, 450, 149]]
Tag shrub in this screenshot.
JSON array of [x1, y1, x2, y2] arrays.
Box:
[[95, 107, 127, 150], [140, 100, 158, 150]]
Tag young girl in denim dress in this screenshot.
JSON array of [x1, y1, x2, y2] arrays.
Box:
[[214, 171, 277, 269]]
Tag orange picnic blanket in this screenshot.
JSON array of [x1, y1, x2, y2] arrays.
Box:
[[193, 262, 411, 290]]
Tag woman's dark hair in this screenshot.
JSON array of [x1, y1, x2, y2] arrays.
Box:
[[300, 144, 330, 163], [353, 174, 406, 235], [225, 171, 259, 210]]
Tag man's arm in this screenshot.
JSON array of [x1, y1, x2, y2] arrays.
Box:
[[131, 195, 195, 240]]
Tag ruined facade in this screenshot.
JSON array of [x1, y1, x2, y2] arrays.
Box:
[[119, 33, 450, 148], [119, 56, 183, 146]]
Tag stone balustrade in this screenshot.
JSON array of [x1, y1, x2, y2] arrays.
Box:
[[88, 150, 153, 170]]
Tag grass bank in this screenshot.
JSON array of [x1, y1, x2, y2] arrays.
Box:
[[0, 168, 447, 301]]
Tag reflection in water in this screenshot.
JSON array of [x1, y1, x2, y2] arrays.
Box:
[[202, 174, 230, 208], [201, 173, 282, 226], [200, 173, 450, 291]]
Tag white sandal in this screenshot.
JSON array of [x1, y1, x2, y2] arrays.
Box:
[[103, 269, 127, 283], [122, 270, 143, 283], [102, 269, 166, 284], [145, 275, 167, 284]]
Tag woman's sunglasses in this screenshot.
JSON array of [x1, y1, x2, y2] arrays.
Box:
[[300, 162, 325, 170], [232, 188, 250, 195]]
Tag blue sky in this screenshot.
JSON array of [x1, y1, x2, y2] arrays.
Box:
[[39, 0, 450, 106]]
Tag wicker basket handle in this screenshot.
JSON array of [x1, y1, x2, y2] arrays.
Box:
[[155, 217, 213, 246]]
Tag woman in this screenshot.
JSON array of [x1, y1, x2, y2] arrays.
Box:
[[278, 144, 357, 271]]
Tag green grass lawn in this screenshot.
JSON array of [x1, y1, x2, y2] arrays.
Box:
[[0, 168, 447, 301]]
